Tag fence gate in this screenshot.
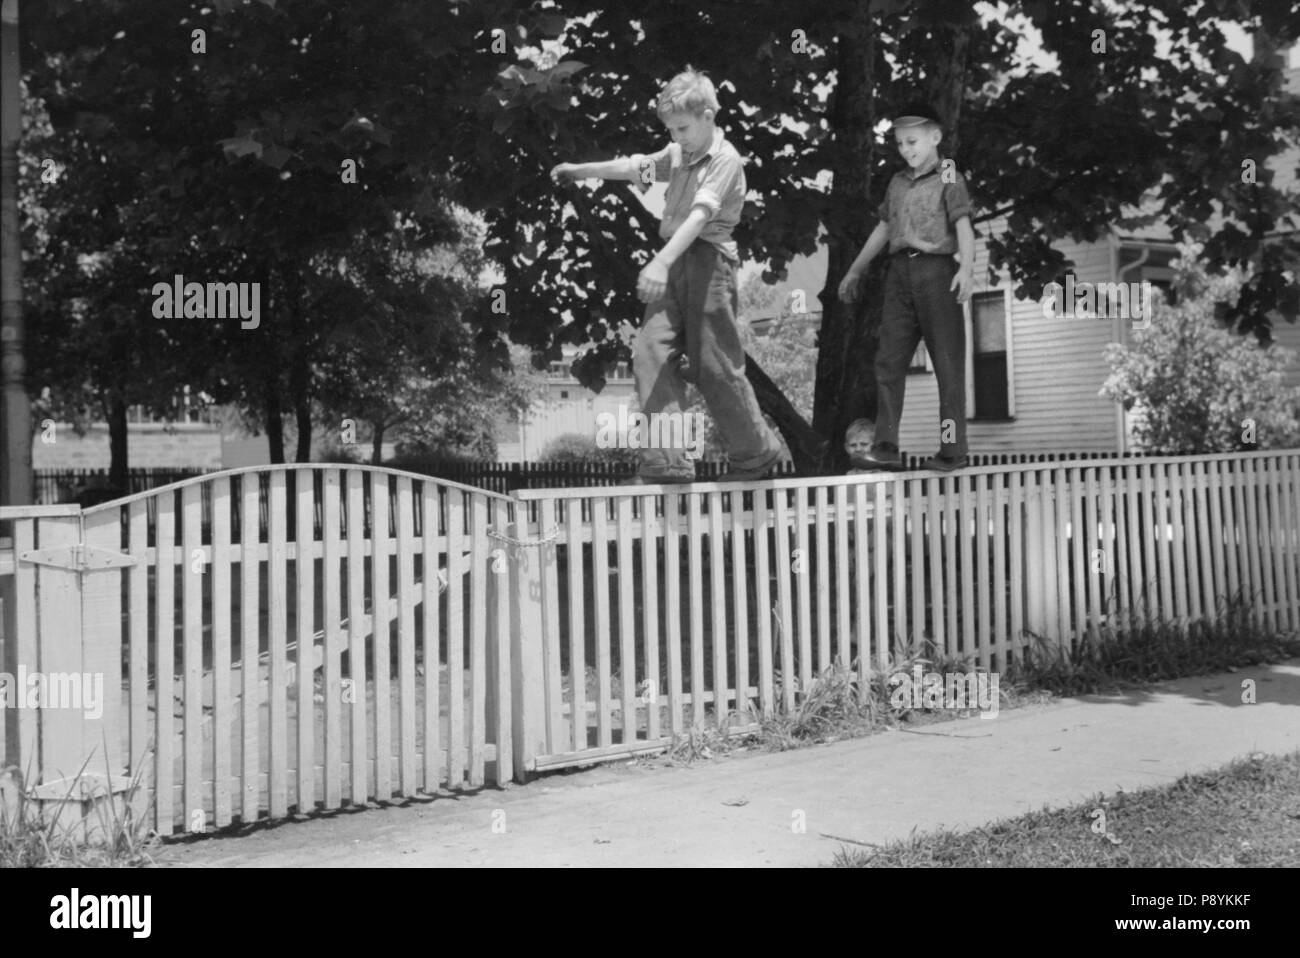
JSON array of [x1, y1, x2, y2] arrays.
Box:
[[0, 504, 132, 811], [1, 465, 526, 836]]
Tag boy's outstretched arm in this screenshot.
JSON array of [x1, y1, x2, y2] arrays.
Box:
[[950, 215, 974, 304], [837, 222, 889, 304], [550, 157, 639, 183], [636, 206, 709, 303]]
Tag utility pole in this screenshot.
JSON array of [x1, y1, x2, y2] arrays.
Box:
[[0, 0, 32, 509]]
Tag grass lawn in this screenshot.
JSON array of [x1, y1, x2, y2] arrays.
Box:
[[830, 750, 1300, 867]]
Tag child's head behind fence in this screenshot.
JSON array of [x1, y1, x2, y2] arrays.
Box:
[[845, 418, 875, 457]]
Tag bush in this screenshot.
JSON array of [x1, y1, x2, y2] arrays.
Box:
[[539, 432, 639, 465], [1102, 244, 1300, 453]]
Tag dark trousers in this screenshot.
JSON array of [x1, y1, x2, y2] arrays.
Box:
[[632, 240, 782, 478], [874, 252, 968, 458]]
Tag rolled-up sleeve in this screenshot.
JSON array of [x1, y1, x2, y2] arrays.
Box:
[[692, 149, 744, 220], [943, 173, 972, 224], [630, 143, 676, 193]]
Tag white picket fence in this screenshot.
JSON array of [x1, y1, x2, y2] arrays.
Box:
[[508, 451, 1300, 768], [1, 451, 1297, 832], [1, 466, 520, 836]]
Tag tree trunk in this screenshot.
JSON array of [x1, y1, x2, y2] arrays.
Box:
[[745, 354, 826, 473], [811, 4, 879, 474], [370, 422, 385, 465], [265, 385, 284, 464], [287, 274, 312, 463], [107, 394, 128, 491], [291, 352, 312, 463]]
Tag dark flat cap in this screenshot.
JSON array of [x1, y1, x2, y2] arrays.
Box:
[[891, 102, 941, 127]]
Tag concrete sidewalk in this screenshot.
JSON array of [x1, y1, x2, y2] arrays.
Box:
[[158, 658, 1300, 868]]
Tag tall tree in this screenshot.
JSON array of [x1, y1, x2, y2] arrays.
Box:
[[464, 0, 1300, 472], [19, 0, 523, 468]]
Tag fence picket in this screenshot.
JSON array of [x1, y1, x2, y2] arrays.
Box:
[[891, 479, 908, 659], [294, 471, 316, 813], [1007, 471, 1024, 665], [664, 493, 684, 735], [345, 471, 369, 802], [926, 478, 945, 660], [687, 493, 706, 725], [591, 496, 613, 747], [909, 480, 926, 657], [873, 482, 888, 674], [976, 472, 992, 670], [420, 482, 442, 791], [732, 490, 753, 717], [1068, 467, 1087, 641], [445, 489, 465, 786], [1281, 456, 1300, 632], [852, 484, 870, 686], [708, 492, 727, 717], [239, 476, 261, 821], [395, 477, 418, 796], [211, 477, 233, 826], [1189, 462, 1211, 624], [154, 492, 177, 834], [1258, 458, 1279, 630], [754, 489, 775, 717], [815, 486, 831, 675], [833, 486, 851, 670], [321, 470, 342, 808], [468, 494, 488, 787], [181, 485, 204, 831], [1050, 467, 1071, 647], [128, 500, 150, 804], [267, 472, 289, 819], [565, 497, 587, 750], [1242, 459, 1264, 626], [639, 496, 661, 737], [794, 486, 813, 694], [616, 496, 637, 744], [993, 471, 1009, 669], [962, 474, 978, 658]]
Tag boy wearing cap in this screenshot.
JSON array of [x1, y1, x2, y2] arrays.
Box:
[[550, 67, 784, 483], [837, 103, 975, 472]]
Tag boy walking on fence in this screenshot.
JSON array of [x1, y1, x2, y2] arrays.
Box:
[[838, 103, 975, 472], [551, 67, 784, 483]]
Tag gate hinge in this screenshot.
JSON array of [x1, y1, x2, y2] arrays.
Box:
[[19, 544, 137, 572]]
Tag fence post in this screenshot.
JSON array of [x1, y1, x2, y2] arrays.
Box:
[[508, 495, 548, 780]]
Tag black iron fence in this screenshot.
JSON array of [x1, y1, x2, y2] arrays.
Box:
[[33, 451, 1144, 504]]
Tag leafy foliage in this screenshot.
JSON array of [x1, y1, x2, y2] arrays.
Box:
[[1101, 245, 1300, 453]]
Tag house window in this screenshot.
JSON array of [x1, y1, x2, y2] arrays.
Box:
[[971, 291, 1011, 420], [560, 390, 569, 399]]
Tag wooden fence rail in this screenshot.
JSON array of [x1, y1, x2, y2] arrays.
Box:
[[2, 450, 1294, 833]]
